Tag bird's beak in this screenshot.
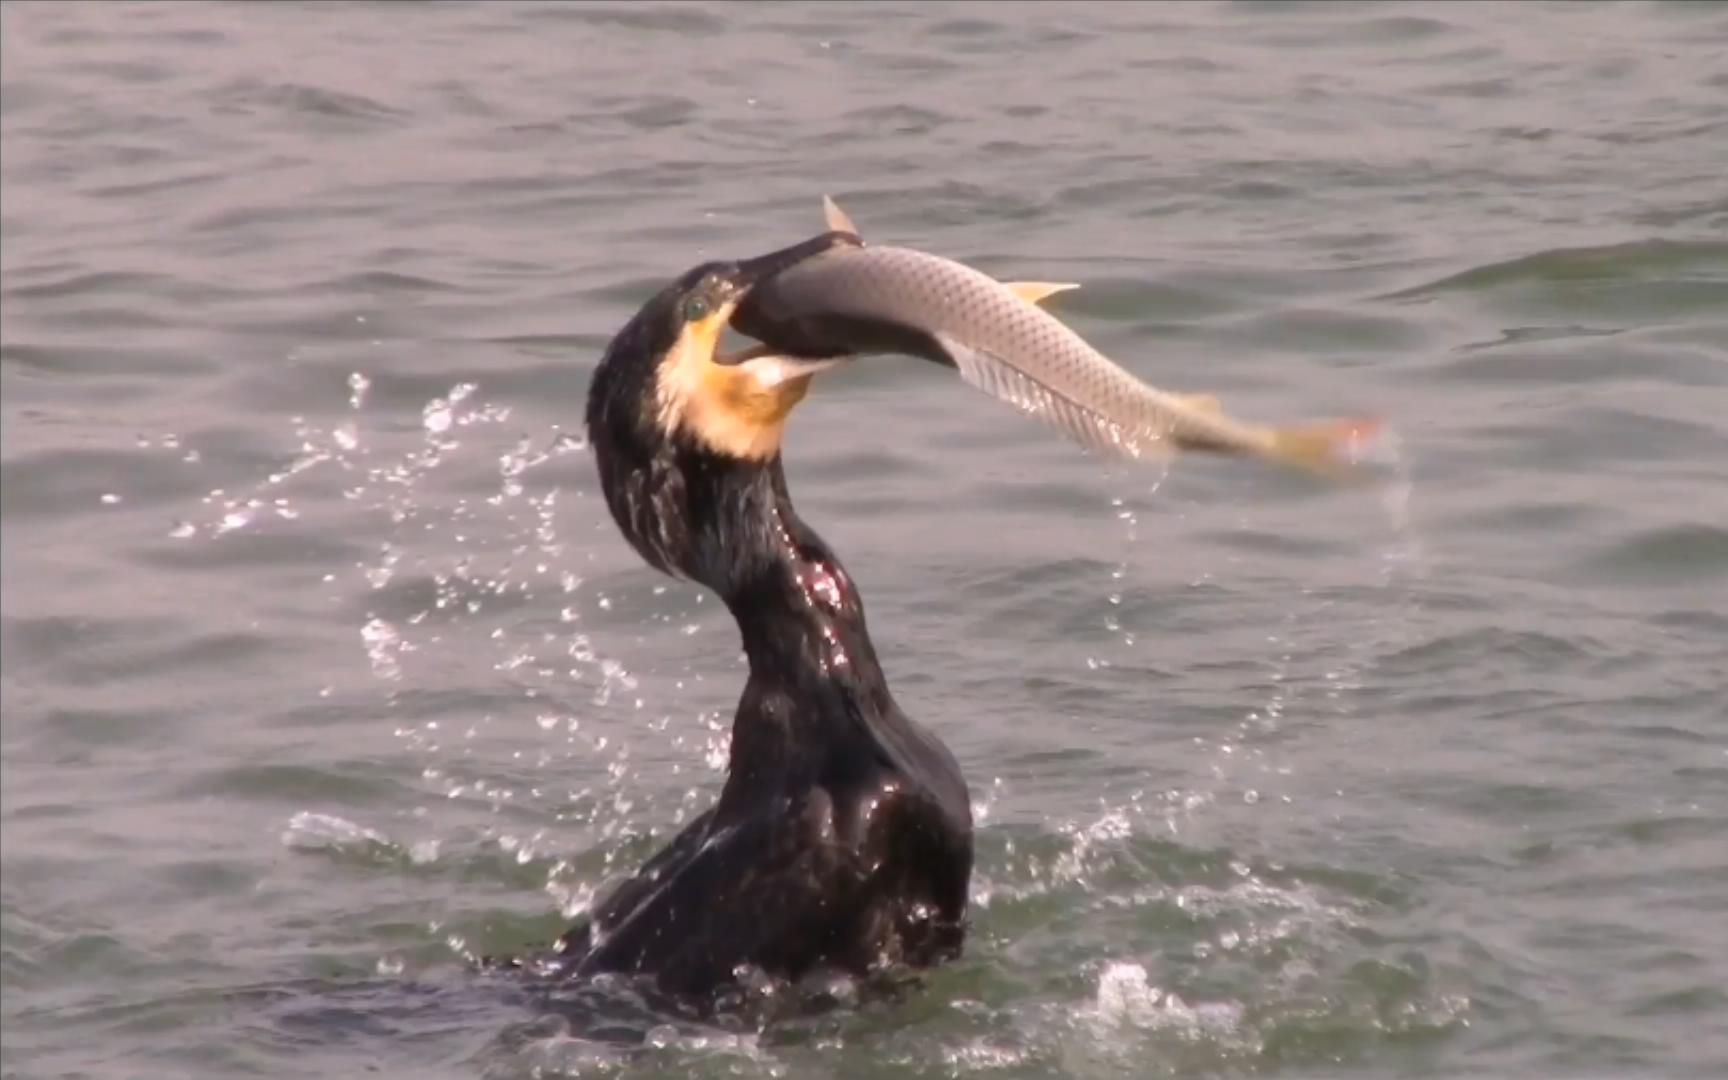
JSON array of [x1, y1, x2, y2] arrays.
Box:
[[733, 230, 860, 290], [714, 231, 862, 371]]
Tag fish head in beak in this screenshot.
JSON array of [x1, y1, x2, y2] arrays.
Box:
[[717, 229, 869, 367], [725, 244, 971, 375], [652, 234, 858, 462]]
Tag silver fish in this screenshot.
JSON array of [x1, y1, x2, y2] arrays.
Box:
[[730, 198, 1379, 476]]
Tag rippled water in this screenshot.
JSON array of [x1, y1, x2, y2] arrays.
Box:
[[3, 2, 1726, 1077]]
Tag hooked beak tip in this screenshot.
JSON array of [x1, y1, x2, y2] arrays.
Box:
[[735, 230, 860, 287]]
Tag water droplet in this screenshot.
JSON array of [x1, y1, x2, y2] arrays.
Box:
[[423, 399, 453, 434], [217, 508, 253, 534], [361, 617, 403, 680]]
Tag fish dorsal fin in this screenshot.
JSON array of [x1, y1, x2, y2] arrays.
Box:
[[1173, 392, 1222, 414], [1004, 281, 1080, 306], [822, 195, 861, 238]]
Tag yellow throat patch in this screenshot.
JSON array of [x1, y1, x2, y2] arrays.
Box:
[[654, 301, 813, 461]]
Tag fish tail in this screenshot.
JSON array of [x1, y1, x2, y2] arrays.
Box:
[[1265, 417, 1383, 476]]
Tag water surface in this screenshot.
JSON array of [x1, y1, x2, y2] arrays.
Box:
[[3, 2, 1726, 1077]]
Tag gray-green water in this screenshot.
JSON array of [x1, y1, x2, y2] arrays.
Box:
[[3, 2, 1726, 1077]]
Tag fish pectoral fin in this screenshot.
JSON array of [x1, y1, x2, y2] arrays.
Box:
[[1004, 281, 1080, 306], [934, 330, 1160, 462], [822, 195, 862, 238]]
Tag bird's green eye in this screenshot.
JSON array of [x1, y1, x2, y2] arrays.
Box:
[[682, 294, 712, 323]]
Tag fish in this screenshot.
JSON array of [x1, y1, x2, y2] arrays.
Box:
[[727, 198, 1380, 477]]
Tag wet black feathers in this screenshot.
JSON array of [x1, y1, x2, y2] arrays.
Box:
[[558, 254, 975, 1003]]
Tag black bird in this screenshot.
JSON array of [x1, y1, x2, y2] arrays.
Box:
[[557, 230, 974, 1000]]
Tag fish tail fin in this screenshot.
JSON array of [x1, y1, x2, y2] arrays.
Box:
[[1265, 417, 1383, 476]]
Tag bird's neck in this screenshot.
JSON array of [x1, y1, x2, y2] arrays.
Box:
[[708, 459, 888, 693], [687, 455, 902, 794]]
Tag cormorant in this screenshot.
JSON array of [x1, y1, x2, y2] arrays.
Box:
[[558, 229, 974, 1001]]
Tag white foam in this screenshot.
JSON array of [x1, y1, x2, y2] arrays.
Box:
[[281, 810, 389, 852], [1091, 960, 1243, 1037]]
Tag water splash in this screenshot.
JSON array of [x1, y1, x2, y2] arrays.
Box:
[[1090, 431, 1431, 837], [199, 373, 736, 983], [282, 810, 390, 852], [360, 616, 406, 681], [175, 408, 380, 540], [1091, 462, 1170, 670], [950, 442, 1450, 1068], [1090, 960, 1244, 1038]]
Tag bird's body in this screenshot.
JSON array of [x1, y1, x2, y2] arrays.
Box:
[[559, 245, 973, 1000]]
